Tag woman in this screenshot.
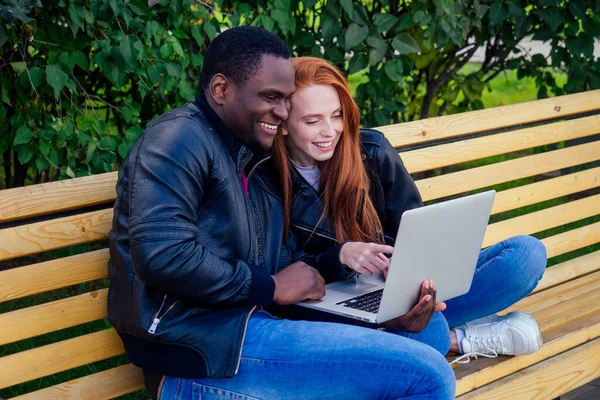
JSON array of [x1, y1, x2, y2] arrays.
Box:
[[271, 57, 547, 360]]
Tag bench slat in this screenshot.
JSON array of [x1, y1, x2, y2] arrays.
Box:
[[0, 249, 109, 303], [10, 364, 144, 400], [379, 89, 600, 148], [400, 115, 600, 173], [0, 328, 124, 389], [416, 141, 600, 202], [483, 194, 600, 247], [457, 336, 600, 399], [491, 167, 600, 215], [533, 250, 600, 294], [0, 290, 108, 346], [0, 173, 117, 224], [505, 270, 600, 315], [0, 210, 112, 262], [543, 221, 600, 259]]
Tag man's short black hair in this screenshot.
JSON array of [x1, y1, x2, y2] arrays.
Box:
[[200, 26, 291, 92]]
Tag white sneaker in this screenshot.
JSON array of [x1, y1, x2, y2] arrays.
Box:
[[450, 312, 543, 364]]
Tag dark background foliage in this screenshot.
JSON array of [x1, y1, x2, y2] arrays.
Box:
[[0, 0, 599, 188]]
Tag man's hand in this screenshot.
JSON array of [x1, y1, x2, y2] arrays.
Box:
[[271, 261, 326, 305], [340, 242, 394, 276], [380, 280, 446, 333]]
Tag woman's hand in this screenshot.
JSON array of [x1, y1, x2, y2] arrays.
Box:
[[339, 242, 394, 276]]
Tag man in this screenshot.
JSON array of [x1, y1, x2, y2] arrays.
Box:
[[108, 26, 455, 399]]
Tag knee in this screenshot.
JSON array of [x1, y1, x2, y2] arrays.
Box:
[[415, 312, 451, 356], [502, 235, 547, 293], [418, 351, 456, 399]]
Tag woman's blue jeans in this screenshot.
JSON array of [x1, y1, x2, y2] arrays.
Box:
[[159, 235, 547, 400]]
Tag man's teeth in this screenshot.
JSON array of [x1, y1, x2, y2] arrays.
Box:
[[314, 141, 333, 148], [259, 121, 278, 130]]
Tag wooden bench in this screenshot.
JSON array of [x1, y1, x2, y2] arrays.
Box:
[[1, 89, 599, 399]]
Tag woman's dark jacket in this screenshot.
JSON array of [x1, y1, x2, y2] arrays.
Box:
[[107, 95, 291, 379], [289, 128, 423, 282]]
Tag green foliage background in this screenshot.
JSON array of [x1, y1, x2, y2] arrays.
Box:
[[0, 0, 599, 189]]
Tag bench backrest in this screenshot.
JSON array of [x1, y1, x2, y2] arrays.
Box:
[[1, 89, 599, 399]]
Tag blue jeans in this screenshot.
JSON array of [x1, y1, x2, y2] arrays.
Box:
[[159, 235, 546, 399]]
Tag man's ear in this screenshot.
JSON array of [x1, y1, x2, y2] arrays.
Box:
[[209, 74, 230, 105]]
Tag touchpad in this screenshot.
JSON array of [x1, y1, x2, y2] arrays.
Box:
[[329, 280, 380, 296]]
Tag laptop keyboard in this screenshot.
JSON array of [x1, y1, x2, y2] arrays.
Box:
[[336, 289, 383, 314]]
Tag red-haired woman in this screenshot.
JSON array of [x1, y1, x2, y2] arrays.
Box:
[[272, 57, 547, 362]]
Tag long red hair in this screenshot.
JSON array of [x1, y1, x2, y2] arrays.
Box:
[[272, 57, 383, 244]]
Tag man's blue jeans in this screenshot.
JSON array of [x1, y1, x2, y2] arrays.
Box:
[[159, 235, 547, 400]]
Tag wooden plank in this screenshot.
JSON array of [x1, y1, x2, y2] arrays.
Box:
[[454, 283, 600, 395], [542, 221, 600, 259], [0, 173, 118, 223], [0, 328, 124, 389], [491, 167, 600, 215], [378, 90, 600, 148], [482, 193, 600, 247], [0, 249, 109, 302], [504, 271, 600, 316], [400, 115, 600, 173], [533, 251, 600, 293], [457, 337, 600, 399], [416, 141, 600, 201], [11, 364, 144, 400], [0, 290, 108, 346], [0, 209, 112, 262]]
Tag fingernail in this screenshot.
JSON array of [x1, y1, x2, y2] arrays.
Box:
[[425, 281, 429, 289]]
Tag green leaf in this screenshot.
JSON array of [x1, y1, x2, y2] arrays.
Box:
[[118, 142, 131, 159], [374, 13, 398, 32], [536, 7, 565, 32], [178, 79, 196, 101], [86, 141, 97, 163], [321, 15, 341, 42], [29, 67, 45, 88], [204, 21, 218, 40], [120, 35, 138, 68], [125, 126, 143, 141], [391, 33, 420, 54], [166, 62, 181, 78], [348, 53, 367, 74], [367, 36, 388, 66], [191, 53, 204, 68], [10, 62, 27, 75], [35, 157, 49, 173], [262, 15, 275, 32], [17, 145, 34, 164], [569, 1, 587, 19], [395, 14, 413, 32], [475, 3, 489, 19], [384, 60, 403, 82], [344, 23, 369, 49], [13, 126, 33, 145], [341, 0, 353, 18], [46, 64, 68, 99], [413, 10, 432, 26], [128, 0, 152, 16], [489, 3, 508, 26], [39, 139, 51, 156], [66, 166, 76, 178], [68, 4, 85, 36], [99, 136, 118, 151]]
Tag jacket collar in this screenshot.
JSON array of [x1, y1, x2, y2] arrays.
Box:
[[195, 93, 253, 172]]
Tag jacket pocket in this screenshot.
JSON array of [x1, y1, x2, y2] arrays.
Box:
[[145, 293, 181, 335]]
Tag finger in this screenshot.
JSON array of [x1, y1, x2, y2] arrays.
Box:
[[376, 253, 390, 267], [383, 266, 389, 280], [355, 267, 373, 276], [368, 256, 388, 272], [408, 294, 431, 317], [434, 301, 447, 312], [372, 244, 394, 254]]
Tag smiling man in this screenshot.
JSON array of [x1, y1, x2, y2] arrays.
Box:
[[107, 27, 325, 399]]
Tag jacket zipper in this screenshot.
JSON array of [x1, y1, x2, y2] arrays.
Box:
[[245, 155, 271, 265], [246, 156, 271, 180], [235, 306, 256, 374], [291, 222, 337, 243], [148, 295, 180, 334]]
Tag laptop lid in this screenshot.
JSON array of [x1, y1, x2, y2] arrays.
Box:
[[375, 190, 495, 323]]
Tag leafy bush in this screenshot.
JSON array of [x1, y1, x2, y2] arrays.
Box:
[[0, 0, 598, 188]]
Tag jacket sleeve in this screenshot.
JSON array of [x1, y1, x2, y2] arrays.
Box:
[[372, 134, 423, 243], [290, 239, 352, 283], [126, 118, 275, 307]]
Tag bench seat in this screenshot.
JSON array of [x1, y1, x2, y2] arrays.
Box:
[[1, 89, 599, 399]]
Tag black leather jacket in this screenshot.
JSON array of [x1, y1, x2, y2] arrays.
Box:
[[289, 129, 423, 281], [107, 95, 291, 379]]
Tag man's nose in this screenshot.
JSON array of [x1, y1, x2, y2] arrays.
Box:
[[273, 100, 289, 121]]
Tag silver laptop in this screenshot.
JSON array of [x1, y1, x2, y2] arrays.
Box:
[[295, 190, 496, 324]]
